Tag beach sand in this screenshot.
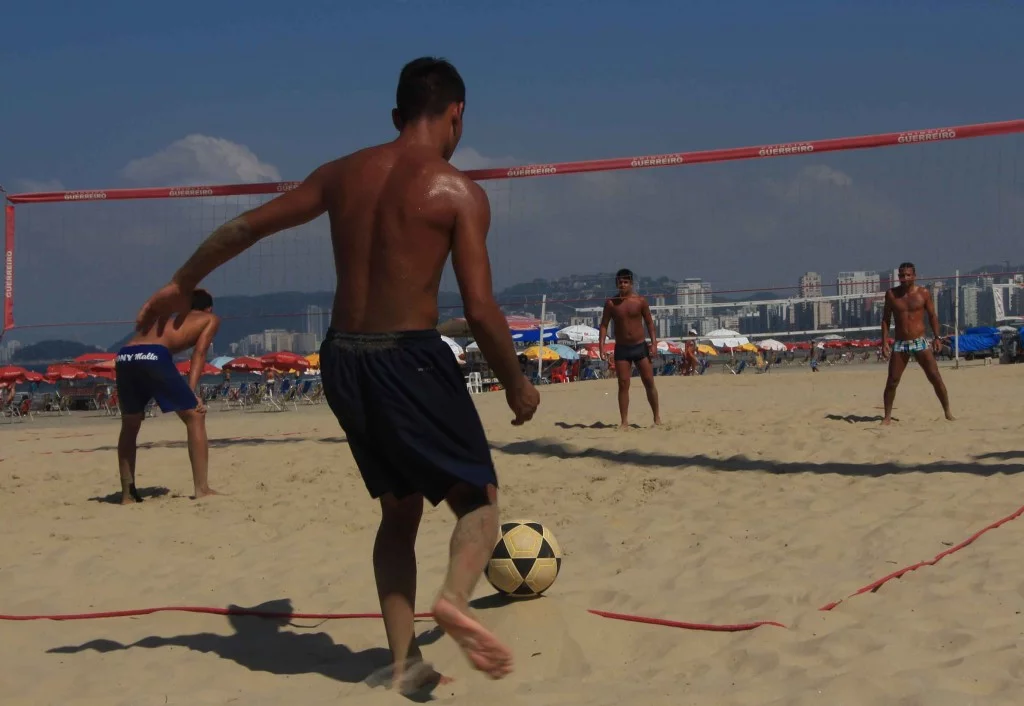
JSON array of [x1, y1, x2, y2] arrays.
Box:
[[2, 360, 1023, 705]]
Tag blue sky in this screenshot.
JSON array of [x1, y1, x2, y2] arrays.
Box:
[[2, 0, 1023, 342]]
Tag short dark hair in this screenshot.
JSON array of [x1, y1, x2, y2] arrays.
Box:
[[396, 57, 466, 124], [191, 288, 213, 310], [898, 262, 915, 272], [616, 268, 634, 280]]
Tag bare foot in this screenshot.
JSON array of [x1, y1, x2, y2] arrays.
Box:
[[881, 417, 892, 426], [194, 487, 222, 500], [120, 494, 138, 505], [618, 421, 629, 431], [432, 595, 513, 679], [653, 416, 663, 426], [945, 412, 956, 421]]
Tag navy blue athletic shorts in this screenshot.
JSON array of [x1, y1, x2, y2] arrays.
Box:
[[114, 344, 198, 415], [319, 328, 497, 506]]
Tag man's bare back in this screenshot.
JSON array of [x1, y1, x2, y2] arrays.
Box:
[[130, 310, 220, 355], [313, 144, 479, 333]]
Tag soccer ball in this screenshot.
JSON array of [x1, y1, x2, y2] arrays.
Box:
[[484, 519, 562, 598]]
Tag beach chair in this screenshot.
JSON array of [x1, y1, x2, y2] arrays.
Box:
[[549, 362, 569, 384], [305, 383, 324, 405], [726, 359, 748, 375], [295, 379, 314, 404], [466, 372, 483, 393], [279, 382, 301, 411]]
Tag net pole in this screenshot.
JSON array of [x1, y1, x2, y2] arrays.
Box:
[[3, 203, 14, 340], [954, 270, 960, 369], [538, 294, 547, 380]]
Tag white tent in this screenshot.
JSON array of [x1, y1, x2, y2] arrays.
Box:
[[704, 328, 750, 349], [556, 324, 602, 344], [440, 335, 466, 365], [758, 338, 787, 352]]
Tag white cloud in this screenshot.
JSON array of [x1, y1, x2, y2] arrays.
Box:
[[13, 178, 65, 193], [450, 146, 518, 171], [121, 134, 281, 186], [798, 164, 853, 187]]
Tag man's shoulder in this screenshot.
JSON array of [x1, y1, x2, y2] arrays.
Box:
[[178, 310, 219, 335]]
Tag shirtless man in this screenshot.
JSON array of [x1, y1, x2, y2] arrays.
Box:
[[133, 57, 538, 692], [115, 288, 220, 504], [880, 262, 954, 425], [598, 268, 661, 428]]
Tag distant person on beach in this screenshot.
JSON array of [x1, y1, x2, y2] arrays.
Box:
[[115, 288, 221, 504], [880, 262, 954, 425], [599, 268, 662, 428], [133, 57, 538, 693]]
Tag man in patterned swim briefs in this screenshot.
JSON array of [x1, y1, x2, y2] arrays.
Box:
[[880, 262, 954, 425]]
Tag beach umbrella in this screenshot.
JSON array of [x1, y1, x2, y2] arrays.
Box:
[[656, 341, 684, 355], [176, 360, 221, 376], [222, 356, 264, 372], [0, 365, 32, 382], [73, 352, 116, 366], [210, 355, 235, 369], [696, 344, 718, 356], [260, 351, 309, 372], [521, 346, 560, 361], [758, 339, 787, 352], [45, 364, 89, 381], [546, 343, 580, 360]]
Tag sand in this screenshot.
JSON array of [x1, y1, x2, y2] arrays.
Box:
[[2, 360, 1023, 705]]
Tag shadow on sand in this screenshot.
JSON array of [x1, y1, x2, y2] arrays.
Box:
[[491, 438, 1024, 478], [47, 598, 446, 701]]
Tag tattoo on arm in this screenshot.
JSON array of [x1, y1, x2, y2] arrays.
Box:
[[173, 217, 256, 289]]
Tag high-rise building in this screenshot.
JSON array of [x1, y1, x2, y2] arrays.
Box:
[[305, 304, 325, 341], [836, 271, 882, 328], [798, 271, 823, 297], [798, 271, 832, 329]]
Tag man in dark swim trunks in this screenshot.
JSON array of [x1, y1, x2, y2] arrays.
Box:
[[134, 57, 538, 693], [598, 268, 661, 429], [880, 262, 954, 425], [117, 288, 221, 504]]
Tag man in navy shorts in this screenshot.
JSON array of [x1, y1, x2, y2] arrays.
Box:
[[116, 288, 221, 504]]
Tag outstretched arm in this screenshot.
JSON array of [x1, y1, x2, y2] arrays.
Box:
[[172, 167, 329, 290], [136, 166, 330, 331]]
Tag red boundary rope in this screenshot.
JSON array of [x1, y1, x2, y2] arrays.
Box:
[[2, 500, 1021, 631]]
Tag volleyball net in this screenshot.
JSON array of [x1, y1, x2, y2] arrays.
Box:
[[3, 119, 1022, 353]]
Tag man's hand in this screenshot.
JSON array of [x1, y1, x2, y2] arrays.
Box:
[[505, 376, 540, 426], [649, 341, 658, 357], [136, 281, 192, 333], [880, 340, 891, 360], [195, 399, 207, 415], [931, 337, 942, 354]]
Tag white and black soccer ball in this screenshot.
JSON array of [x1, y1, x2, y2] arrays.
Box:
[[484, 519, 562, 598]]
